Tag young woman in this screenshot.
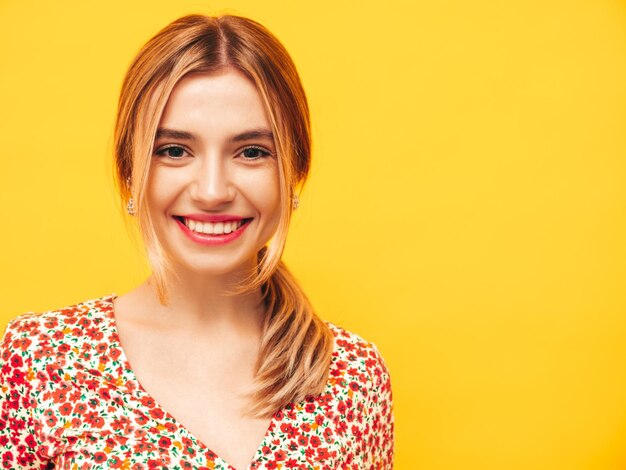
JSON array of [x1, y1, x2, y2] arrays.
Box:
[[0, 14, 394, 469]]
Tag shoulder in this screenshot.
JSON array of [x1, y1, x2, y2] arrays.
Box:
[[325, 322, 392, 395], [3, 295, 115, 337], [323, 323, 394, 465], [1, 294, 117, 369]]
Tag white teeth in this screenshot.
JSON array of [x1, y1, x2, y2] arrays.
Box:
[[183, 218, 244, 235]]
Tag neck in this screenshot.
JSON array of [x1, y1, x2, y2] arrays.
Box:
[[134, 265, 266, 338]]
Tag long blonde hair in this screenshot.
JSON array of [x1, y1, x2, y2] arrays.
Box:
[[113, 14, 334, 418]]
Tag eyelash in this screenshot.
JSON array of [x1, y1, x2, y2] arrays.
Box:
[[154, 145, 189, 159], [153, 145, 273, 160], [239, 146, 273, 160]]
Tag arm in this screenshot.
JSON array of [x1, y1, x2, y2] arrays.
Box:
[[0, 319, 48, 469], [365, 344, 394, 469]]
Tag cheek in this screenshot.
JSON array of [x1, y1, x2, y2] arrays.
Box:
[[240, 165, 281, 223], [145, 170, 166, 214], [259, 169, 281, 217], [145, 165, 185, 210]]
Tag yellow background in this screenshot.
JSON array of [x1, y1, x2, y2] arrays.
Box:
[[1, 0, 626, 468]]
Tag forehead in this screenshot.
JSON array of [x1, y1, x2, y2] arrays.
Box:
[[158, 68, 272, 140]]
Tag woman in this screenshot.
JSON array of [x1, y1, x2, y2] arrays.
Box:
[[0, 14, 393, 469]]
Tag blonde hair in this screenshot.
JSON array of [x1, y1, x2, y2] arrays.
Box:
[[113, 14, 334, 417]]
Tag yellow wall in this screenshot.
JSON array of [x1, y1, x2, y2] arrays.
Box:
[[1, 0, 626, 468]]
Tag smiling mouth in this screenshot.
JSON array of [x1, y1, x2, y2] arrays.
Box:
[[174, 216, 251, 235]]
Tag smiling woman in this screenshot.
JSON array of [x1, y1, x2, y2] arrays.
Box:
[[147, 70, 281, 278], [0, 14, 393, 470]]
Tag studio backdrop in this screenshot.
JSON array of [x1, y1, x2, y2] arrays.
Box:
[[1, 0, 625, 468]]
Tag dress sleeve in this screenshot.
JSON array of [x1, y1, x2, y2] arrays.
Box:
[[366, 344, 394, 469], [0, 319, 48, 469]]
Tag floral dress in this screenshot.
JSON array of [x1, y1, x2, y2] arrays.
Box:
[[0, 295, 394, 469]]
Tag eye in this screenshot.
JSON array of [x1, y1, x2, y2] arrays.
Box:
[[240, 146, 273, 160], [154, 145, 189, 159]]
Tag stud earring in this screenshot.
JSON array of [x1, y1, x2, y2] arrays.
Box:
[[292, 194, 300, 210], [126, 198, 137, 216]]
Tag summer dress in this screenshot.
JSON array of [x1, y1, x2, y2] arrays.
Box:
[[0, 295, 393, 469]]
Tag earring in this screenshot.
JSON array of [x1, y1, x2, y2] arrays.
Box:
[[126, 176, 136, 216], [126, 198, 137, 216], [292, 194, 300, 210]]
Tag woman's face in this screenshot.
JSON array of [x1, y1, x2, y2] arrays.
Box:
[[146, 68, 281, 278]]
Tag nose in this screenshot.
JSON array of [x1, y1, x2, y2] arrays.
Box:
[[189, 154, 236, 208]]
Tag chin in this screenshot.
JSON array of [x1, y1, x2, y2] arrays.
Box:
[[174, 255, 257, 279]]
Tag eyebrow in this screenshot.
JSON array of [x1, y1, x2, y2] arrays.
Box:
[[155, 128, 195, 140], [232, 128, 274, 142], [155, 127, 274, 143]]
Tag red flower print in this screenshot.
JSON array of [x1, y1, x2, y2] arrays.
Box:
[[9, 354, 23, 368], [85, 411, 104, 428], [2, 451, 14, 468], [14, 336, 32, 351], [43, 318, 59, 329], [109, 347, 122, 360], [280, 423, 298, 439], [108, 456, 124, 468], [181, 437, 196, 457], [330, 368, 342, 377], [149, 407, 164, 420], [317, 447, 331, 460], [59, 402, 72, 416], [155, 436, 170, 448], [337, 400, 347, 414], [96, 387, 111, 401], [43, 408, 57, 427], [135, 414, 149, 425], [0, 296, 394, 469], [164, 421, 178, 433], [337, 420, 348, 434], [141, 396, 156, 408], [22, 434, 35, 449]]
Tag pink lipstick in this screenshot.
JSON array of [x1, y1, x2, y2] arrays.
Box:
[[174, 215, 251, 246]]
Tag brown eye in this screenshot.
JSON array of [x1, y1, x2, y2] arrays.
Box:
[[241, 146, 271, 160], [155, 146, 188, 159]]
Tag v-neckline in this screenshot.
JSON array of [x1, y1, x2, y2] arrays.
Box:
[[103, 293, 280, 470]]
